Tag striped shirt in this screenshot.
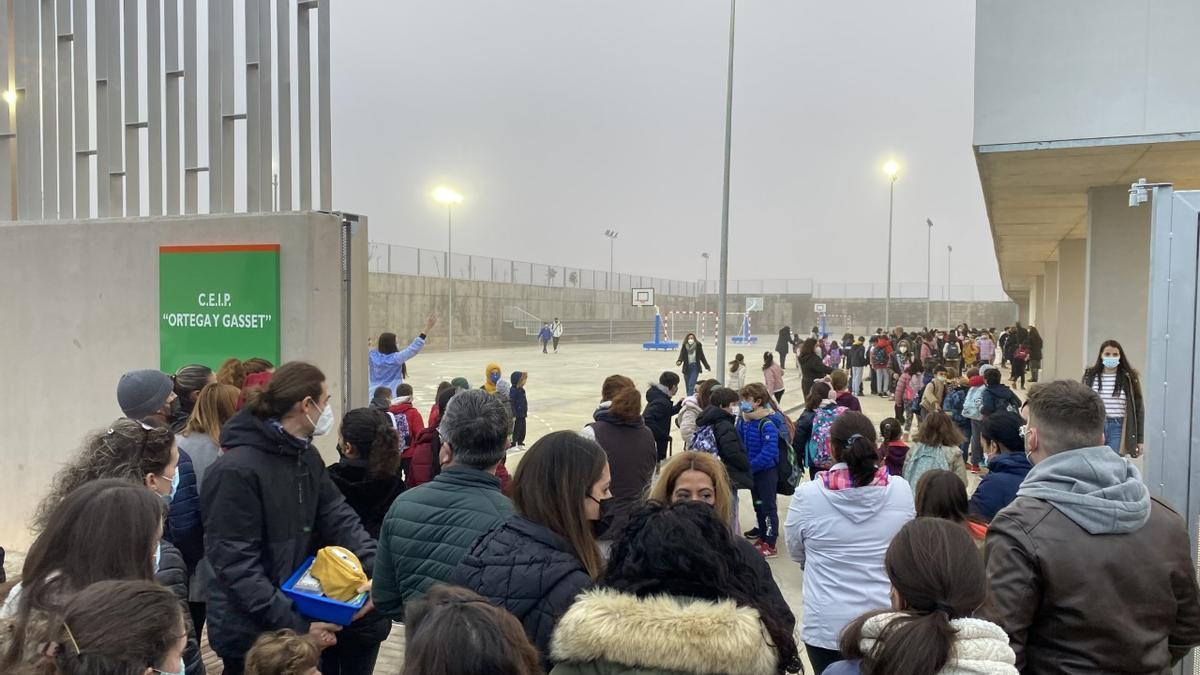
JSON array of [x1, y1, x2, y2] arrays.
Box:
[[1092, 372, 1125, 418]]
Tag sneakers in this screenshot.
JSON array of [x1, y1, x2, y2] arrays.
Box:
[[756, 541, 778, 558], [743, 527, 761, 540]]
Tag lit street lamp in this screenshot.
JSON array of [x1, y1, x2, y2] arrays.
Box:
[[883, 159, 899, 329], [433, 186, 463, 350], [604, 230, 619, 342]]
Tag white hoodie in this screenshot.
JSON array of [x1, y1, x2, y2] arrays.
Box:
[[783, 466, 915, 648]]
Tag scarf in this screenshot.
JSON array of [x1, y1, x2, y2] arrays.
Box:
[[820, 464, 890, 491]]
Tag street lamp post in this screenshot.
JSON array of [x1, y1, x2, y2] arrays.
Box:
[[701, 252, 710, 314], [946, 244, 953, 328], [605, 230, 619, 342], [883, 160, 899, 330], [433, 186, 463, 350], [715, 0, 737, 384], [926, 218, 933, 329]]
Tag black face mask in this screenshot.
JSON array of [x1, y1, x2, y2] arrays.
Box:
[[589, 495, 614, 538]]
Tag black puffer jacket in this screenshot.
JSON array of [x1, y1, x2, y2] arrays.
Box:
[[642, 384, 681, 444], [327, 458, 405, 539], [694, 405, 752, 489], [202, 409, 378, 659], [450, 515, 592, 666], [157, 541, 205, 675], [164, 449, 204, 574], [798, 352, 833, 397]]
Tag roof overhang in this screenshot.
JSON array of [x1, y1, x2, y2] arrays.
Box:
[[974, 132, 1200, 299]]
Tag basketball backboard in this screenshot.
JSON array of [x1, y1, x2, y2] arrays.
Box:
[[632, 288, 655, 307]]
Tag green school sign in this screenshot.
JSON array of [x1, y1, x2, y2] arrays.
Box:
[[159, 244, 281, 373]]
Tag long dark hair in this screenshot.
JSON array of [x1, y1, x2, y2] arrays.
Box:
[[602, 501, 802, 672], [696, 379, 720, 408], [41, 580, 184, 675], [377, 332, 399, 355], [3, 480, 163, 670], [403, 585, 542, 675], [914, 470, 969, 523], [805, 381, 832, 411], [840, 518, 990, 675], [762, 351, 775, 370], [1087, 338, 1140, 396], [512, 431, 607, 580], [829, 412, 879, 487], [799, 337, 818, 356], [729, 353, 745, 373], [340, 408, 401, 478]]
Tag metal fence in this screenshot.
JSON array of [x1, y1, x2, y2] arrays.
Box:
[[368, 242, 1010, 302]]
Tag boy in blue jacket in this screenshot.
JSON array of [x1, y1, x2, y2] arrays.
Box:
[[509, 371, 529, 447], [737, 383, 780, 558]]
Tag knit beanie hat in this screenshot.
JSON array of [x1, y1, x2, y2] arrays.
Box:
[[117, 369, 174, 420], [450, 377, 470, 390]]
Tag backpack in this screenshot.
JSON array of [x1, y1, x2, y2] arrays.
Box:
[[871, 346, 888, 367], [905, 444, 951, 486], [944, 341, 961, 359], [962, 387, 984, 420], [805, 405, 847, 470], [905, 376, 920, 402], [688, 425, 719, 455], [1014, 345, 1030, 361], [761, 419, 799, 496], [946, 389, 967, 424], [391, 411, 412, 451]]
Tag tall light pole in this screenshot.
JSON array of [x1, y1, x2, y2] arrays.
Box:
[[946, 244, 953, 328], [715, 0, 737, 384], [883, 160, 899, 330], [925, 218, 933, 329], [701, 252, 710, 313], [605, 229, 619, 342], [433, 186, 463, 350]]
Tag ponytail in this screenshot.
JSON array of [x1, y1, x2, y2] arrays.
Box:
[[829, 412, 879, 487], [840, 609, 956, 675], [879, 417, 903, 444], [249, 362, 324, 419]]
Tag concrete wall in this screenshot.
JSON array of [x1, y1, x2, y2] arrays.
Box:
[[975, 0, 1200, 145], [0, 212, 367, 548], [1085, 186, 1152, 368], [1056, 240, 1088, 377]]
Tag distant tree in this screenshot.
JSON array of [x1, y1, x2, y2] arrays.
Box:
[[547, 267, 559, 286], [568, 270, 579, 287]]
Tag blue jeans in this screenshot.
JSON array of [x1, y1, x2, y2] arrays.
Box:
[[1104, 417, 1124, 454], [751, 468, 778, 546], [685, 363, 701, 396]]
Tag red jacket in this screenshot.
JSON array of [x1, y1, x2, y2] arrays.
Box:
[[427, 404, 441, 430], [387, 401, 426, 448], [403, 427, 512, 495]]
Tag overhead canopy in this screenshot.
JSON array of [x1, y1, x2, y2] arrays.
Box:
[[974, 133, 1200, 294]]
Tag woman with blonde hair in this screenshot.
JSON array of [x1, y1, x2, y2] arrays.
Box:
[[178, 382, 241, 489]]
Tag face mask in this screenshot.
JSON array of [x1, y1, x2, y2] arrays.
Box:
[[937, 375, 946, 383], [739, 401, 754, 413], [687, 339, 696, 346], [159, 469, 180, 506], [490, 371, 501, 383], [153, 657, 186, 675], [899, 346, 908, 353], [1102, 356, 1120, 369], [306, 398, 335, 437], [588, 495, 614, 538]]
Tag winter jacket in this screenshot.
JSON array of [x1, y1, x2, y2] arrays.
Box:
[[164, 448, 204, 575], [921, 378, 948, 414], [738, 409, 779, 474], [539, 326, 553, 342], [904, 442, 968, 488], [763, 362, 785, 395], [967, 452, 1031, 522], [986, 446, 1200, 673], [675, 342, 711, 373], [1082, 366, 1145, 451], [776, 328, 793, 353], [894, 372, 914, 406], [327, 458, 406, 539], [944, 386, 968, 424], [794, 409, 816, 462], [510, 377, 529, 418], [799, 352, 833, 396], [676, 395, 703, 447], [834, 391, 861, 412], [549, 588, 779, 675], [847, 343, 867, 368], [981, 383, 1021, 417], [695, 404, 753, 489], [642, 384, 681, 444], [451, 515, 592, 666], [401, 427, 440, 489], [587, 408, 656, 540], [823, 613, 1018, 675], [962, 338, 980, 365], [202, 409, 377, 660], [1028, 332, 1044, 361], [374, 465, 514, 620], [551, 321, 564, 338], [977, 337, 996, 363], [784, 467, 915, 648], [157, 541, 206, 675], [367, 336, 425, 397], [728, 364, 747, 391], [882, 441, 909, 478], [387, 400, 426, 445]]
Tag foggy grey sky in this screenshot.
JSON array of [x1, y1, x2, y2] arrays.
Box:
[[330, 1, 999, 288]]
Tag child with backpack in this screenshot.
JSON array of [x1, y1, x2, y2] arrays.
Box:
[[919, 366, 950, 417], [961, 369, 987, 471], [942, 337, 963, 374], [941, 370, 973, 464], [737, 383, 784, 558], [903, 411, 968, 489], [879, 417, 909, 478], [893, 361, 923, 432], [387, 383, 426, 452], [691, 386, 753, 515], [803, 382, 849, 480], [1009, 342, 1029, 390]]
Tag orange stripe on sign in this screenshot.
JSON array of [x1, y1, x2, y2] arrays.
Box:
[[159, 243, 280, 254]]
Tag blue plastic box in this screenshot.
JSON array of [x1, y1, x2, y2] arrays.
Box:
[[281, 556, 367, 626]]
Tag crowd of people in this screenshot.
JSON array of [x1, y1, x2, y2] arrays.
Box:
[[0, 315, 1189, 675]]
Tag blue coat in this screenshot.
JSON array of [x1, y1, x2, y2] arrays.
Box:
[[164, 448, 204, 574], [737, 415, 778, 473], [968, 452, 1032, 522], [510, 387, 528, 418]]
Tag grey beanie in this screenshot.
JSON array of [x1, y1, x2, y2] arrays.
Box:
[[117, 369, 174, 420]]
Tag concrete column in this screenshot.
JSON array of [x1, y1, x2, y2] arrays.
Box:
[[1041, 262, 1059, 379], [1084, 185, 1151, 369], [1056, 239, 1088, 378], [1029, 275, 1043, 327], [1016, 295, 1030, 325]]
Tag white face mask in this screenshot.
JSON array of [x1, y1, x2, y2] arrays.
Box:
[[687, 339, 696, 346], [306, 398, 336, 436]]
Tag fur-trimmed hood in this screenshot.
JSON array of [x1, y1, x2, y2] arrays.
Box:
[[550, 588, 778, 675]]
